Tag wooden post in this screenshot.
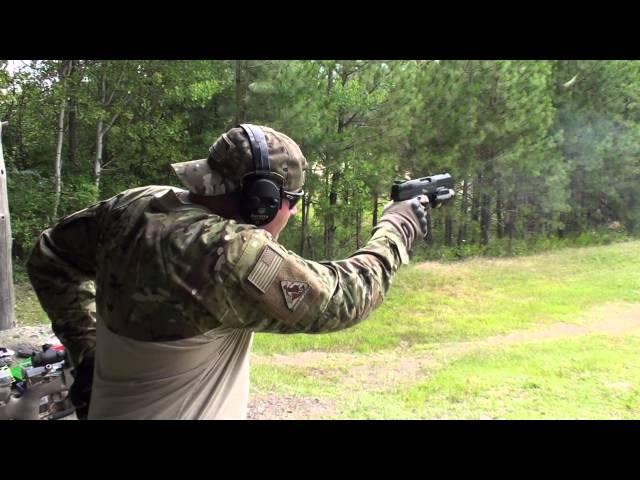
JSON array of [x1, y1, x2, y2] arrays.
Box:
[[0, 121, 16, 330]]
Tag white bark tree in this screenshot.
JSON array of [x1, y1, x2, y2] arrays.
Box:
[[0, 121, 16, 330]]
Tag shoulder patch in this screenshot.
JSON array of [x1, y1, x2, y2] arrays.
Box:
[[247, 245, 284, 293], [280, 281, 310, 311]]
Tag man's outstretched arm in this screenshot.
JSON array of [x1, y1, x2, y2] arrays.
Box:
[[166, 196, 429, 334]]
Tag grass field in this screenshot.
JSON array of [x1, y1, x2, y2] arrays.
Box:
[[249, 240, 640, 419]]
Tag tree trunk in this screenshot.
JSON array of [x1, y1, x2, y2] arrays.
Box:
[[326, 170, 340, 258], [506, 192, 516, 240], [425, 207, 433, 245], [480, 191, 491, 246], [53, 98, 66, 220], [372, 191, 379, 227], [0, 121, 16, 330], [444, 214, 453, 247], [95, 120, 103, 192], [92, 62, 126, 196], [506, 192, 516, 253], [629, 189, 637, 233], [355, 206, 362, 249], [323, 169, 329, 258], [299, 192, 307, 256], [67, 60, 79, 166], [471, 175, 481, 223], [496, 180, 504, 239], [457, 179, 469, 245], [68, 102, 78, 166], [234, 60, 249, 124], [306, 236, 314, 260], [16, 91, 27, 170], [95, 69, 107, 194], [53, 60, 72, 220]]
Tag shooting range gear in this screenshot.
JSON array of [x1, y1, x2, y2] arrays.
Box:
[[0, 345, 74, 420], [0, 348, 14, 368], [283, 189, 304, 209], [9, 357, 32, 381], [378, 195, 430, 250], [0, 347, 14, 358], [237, 124, 285, 226], [31, 344, 65, 367]]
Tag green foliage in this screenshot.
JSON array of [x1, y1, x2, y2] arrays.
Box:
[[6, 170, 55, 260], [1, 60, 639, 263]]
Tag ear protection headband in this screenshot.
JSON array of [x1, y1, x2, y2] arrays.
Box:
[[238, 124, 284, 226]]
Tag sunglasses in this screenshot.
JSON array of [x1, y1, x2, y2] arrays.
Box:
[[283, 190, 304, 209]]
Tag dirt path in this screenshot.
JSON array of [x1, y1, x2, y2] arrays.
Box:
[[248, 302, 640, 419]]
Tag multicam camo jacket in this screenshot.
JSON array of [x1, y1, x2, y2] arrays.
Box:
[[27, 186, 410, 368]]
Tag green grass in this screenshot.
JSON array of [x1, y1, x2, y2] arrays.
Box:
[[12, 263, 49, 326], [248, 330, 640, 419], [14, 282, 49, 326], [339, 334, 640, 419], [253, 240, 640, 354], [250, 363, 343, 398]]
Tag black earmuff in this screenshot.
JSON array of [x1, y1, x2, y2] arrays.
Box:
[[238, 124, 283, 226]]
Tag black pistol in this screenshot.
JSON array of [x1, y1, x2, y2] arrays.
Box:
[[390, 173, 455, 207]]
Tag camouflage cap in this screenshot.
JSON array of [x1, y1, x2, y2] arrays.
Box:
[[171, 125, 307, 196]]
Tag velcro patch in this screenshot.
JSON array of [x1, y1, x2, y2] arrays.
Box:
[[280, 281, 310, 311], [247, 246, 284, 293]]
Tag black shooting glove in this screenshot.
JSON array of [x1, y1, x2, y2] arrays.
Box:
[[377, 194, 430, 251]]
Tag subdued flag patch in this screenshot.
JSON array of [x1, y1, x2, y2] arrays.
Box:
[[280, 280, 310, 311], [247, 246, 284, 293]]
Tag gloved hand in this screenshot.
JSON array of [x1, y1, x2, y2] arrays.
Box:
[[68, 350, 95, 420], [377, 194, 429, 251]]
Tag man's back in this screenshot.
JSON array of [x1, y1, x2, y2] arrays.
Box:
[[88, 186, 255, 419], [28, 185, 259, 418], [94, 185, 247, 341]]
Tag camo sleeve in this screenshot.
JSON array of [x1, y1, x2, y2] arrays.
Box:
[[173, 222, 410, 334], [26, 202, 108, 367]]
